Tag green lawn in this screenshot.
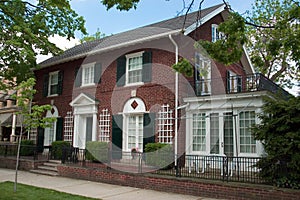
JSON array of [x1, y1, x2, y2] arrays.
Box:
[[0, 181, 100, 200]]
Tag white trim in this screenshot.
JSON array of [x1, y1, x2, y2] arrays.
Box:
[[125, 51, 144, 86], [40, 29, 182, 68], [48, 71, 59, 96], [184, 5, 225, 35], [243, 46, 256, 73], [81, 62, 96, 87]]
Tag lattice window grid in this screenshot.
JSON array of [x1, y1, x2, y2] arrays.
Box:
[[99, 109, 110, 142], [63, 111, 74, 142], [157, 104, 173, 144]]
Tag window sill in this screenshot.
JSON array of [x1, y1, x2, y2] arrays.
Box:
[[47, 94, 59, 97], [125, 82, 144, 87], [80, 83, 96, 88]]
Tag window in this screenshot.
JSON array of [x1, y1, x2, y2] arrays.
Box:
[[210, 113, 219, 154], [239, 111, 256, 154], [224, 112, 234, 156], [43, 71, 63, 97], [127, 115, 143, 151], [227, 70, 242, 93], [195, 53, 211, 95], [158, 104, 173, 144], [82, 64, 95, 86], [49, 72, 59, 96], [211, 24, 225, 42], [116, 51, 152, 87], [192, 113, 206, 152], [126, 52, 143, 85]]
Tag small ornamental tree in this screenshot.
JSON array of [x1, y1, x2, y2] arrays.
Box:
[[253, 96, 300, 189], [13, 77, 56, 192]]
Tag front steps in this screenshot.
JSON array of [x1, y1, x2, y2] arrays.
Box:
[[30, 160, 61, 176]]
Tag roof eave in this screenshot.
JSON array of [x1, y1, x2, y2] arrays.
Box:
[[184, 4, 226, 35], [40, 29, 182, 68]]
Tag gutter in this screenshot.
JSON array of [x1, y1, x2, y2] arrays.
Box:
[[168, 34, 179, 170]]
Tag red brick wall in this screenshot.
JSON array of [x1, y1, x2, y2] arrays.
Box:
[[0, 157, 46, 170], [58, 165, 300, 200]]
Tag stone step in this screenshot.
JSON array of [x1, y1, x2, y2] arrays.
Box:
[[48, 160, 61, 164], [30, 169, 59, 176], [43, 162, 59, 168], [37, 165, 57, 172]]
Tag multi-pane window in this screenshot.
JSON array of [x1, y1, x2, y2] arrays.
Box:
[[127, 53, 143, 84], [192, 113, 206, 152], [211, 24, 225, 42], [239, 111, 256, 153], [127, 115, 143, 151], [49, 72, 58, 95], [210, 113, 219, 154], [99, 109, 110, 142], [195, 53, 211, 95], [158, 104, 173, 144], [63, 111, 73, 142], [227, 70, 242, 93], [82, 65, 94, 86]]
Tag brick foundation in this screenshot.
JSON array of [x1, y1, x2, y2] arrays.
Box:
[[57, 165, 300, 200], [0, 157, 46, 171]]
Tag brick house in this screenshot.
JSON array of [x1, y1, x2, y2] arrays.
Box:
[[33, 4, 287, 163]]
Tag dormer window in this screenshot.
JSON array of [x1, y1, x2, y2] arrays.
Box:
[[211, 24, 225, 42]]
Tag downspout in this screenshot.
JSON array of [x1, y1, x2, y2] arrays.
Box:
[[169, 34, 179, 172]]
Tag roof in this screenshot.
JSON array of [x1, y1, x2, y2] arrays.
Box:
[[39, 4, 226, 68]]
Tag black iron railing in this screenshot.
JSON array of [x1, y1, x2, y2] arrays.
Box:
[[194, 73, 289, 97], [61, 147, 265, 184]]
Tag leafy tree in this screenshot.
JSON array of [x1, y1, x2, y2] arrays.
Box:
[[80, 28, 106, 43], [253, 96, 300, 188], [0, 0, 86, 87]]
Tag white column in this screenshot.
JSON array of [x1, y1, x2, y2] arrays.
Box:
[[73, 114, 79, 148], [92, 113, 97, 141], [10, 113, 17, 142]]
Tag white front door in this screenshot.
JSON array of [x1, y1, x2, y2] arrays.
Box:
[[126, 115, 143, 152]]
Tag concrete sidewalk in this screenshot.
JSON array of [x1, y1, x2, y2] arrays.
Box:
[[0, 168, 218, 200]]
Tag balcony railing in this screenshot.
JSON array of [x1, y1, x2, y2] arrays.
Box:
[[194, 73, 290, 97]]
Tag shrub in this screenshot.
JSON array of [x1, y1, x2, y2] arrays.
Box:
[[144, 143, 174, 169], [20, 140, 35, 156], [85, 141, 108, 163], [51, 141, 71, 160]]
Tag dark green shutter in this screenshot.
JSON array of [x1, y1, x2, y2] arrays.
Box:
[[43, 74, 49, 97], [75, 67, 82, 87], [116, 56, 126, 87], [142, 51, 152, 83], [56, 117, 63, 141], [226, 70, 231, 93], [143, 113, 156, 151], [37, 127, 45, 153], [237, 76, 242, 92], [112, 115, 123, 159], [58, 71, 64, 95], [94, 63, 102, 84]]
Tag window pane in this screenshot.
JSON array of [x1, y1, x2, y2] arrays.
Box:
[[192, 113, 206, 152], [128, 56, 142, 84], [239, 111, 256, 153], [210, 113, 219, 154]]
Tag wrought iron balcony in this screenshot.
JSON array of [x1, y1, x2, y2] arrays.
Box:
[[194, 73, 290, 97]]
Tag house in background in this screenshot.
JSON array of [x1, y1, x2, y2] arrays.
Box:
[[33, 4, 288, 164]]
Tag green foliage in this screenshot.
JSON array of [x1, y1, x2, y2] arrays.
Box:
[[172, 58, 193, 77], [51, 141, 71, 160], [12, 78, 56, 133], [253, 96, 300, 188], [197, 12, 247, 66], [144, 143, 174, 169], [101, 0, 140, 11], [20, 140, 34, 156], [247, 0, 300, 88], [0, 0, 86, 86], [80, 28, 106, 43], [85, 141, 109, 163]]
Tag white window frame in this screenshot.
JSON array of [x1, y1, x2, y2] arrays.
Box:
[[48, 71, 59, 96], [211, 24, 225, 42], [126, 114, 144, 152], [195, 53, 211, 95], [125, 51, 144, 86], [81, 63, 95, 87], [64, 111, 74, 142], [228, 71, 239, 93], [238, 110, 257, 156], [192, 113, 207, 153]]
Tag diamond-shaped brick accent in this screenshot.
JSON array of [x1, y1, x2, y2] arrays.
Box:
[[131, 100, 138, 110]]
